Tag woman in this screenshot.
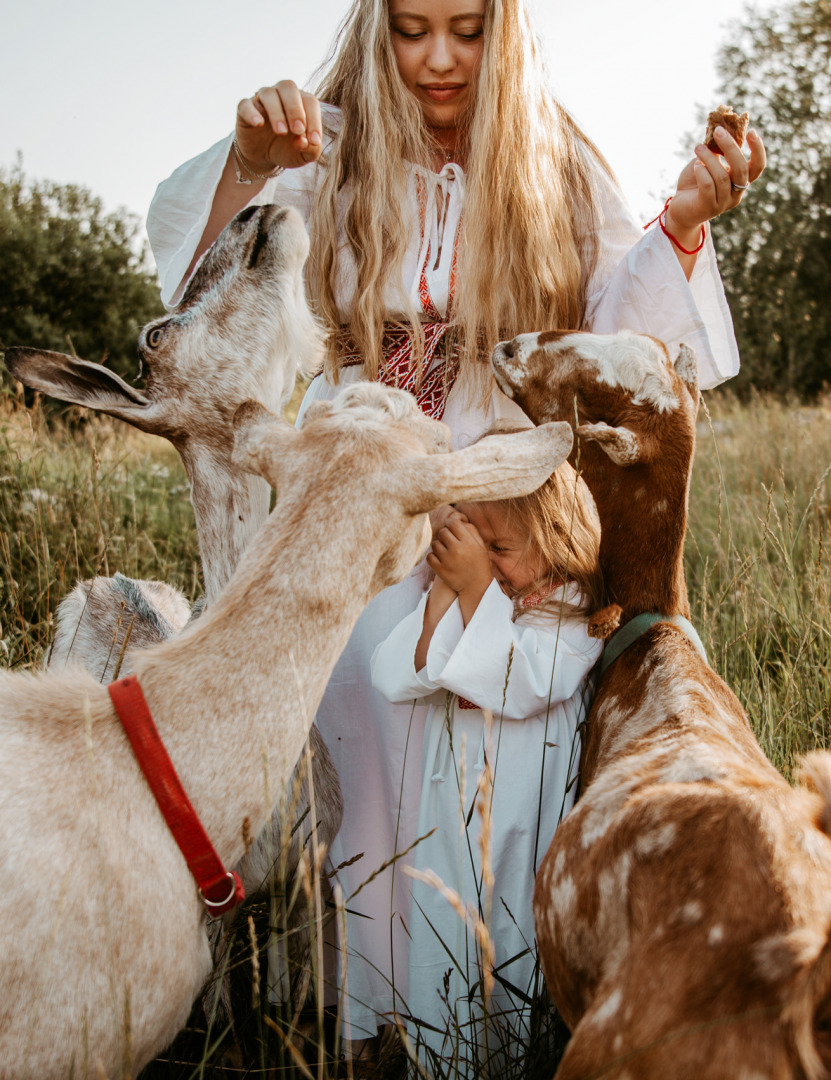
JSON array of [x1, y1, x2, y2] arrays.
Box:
[[148, 0, 765, 1060]]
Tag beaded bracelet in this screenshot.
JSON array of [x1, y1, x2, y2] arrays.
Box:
[[231, 136, 285, 185], [644, 197, 706, 255]]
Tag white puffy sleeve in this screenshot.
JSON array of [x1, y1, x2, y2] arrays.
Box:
[[370, 591, 446, 706], [584, 160, 740, 390], [147, 106, 341, 308], [372, 580, 601, 719]]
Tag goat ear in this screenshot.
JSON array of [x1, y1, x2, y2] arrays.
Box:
[[4, 347, 151, 419], [673, 343, 699, 400], [578, 421, 643, 466], [400, 422, 573, 514], [232, 399, 298, 479]]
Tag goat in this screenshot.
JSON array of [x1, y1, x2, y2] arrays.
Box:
[[492, 329, 831, 1080], [44, 574, 193, 680], [4, 205, 342, 947], [0, 380, 574, 1079], [6, 201, 321, 613]]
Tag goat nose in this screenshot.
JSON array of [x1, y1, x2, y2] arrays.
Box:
[[236, 204, 260, 223], [501, 339, 517, 358]]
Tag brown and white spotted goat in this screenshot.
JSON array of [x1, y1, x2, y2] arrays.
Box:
[[492, 329, 831, 1080]]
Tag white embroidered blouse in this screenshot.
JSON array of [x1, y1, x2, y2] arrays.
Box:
[[148, 104, 740, 392]]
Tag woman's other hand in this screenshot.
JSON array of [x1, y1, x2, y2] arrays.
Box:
[[236, 80, 323, 172], [668, 126, 767, 237]]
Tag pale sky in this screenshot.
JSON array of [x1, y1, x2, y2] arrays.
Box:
[[1, 0, 765, 272]]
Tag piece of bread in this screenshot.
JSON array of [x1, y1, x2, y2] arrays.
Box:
[[705, 105, 750, 153]]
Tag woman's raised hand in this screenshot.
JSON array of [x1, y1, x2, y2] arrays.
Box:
[[667, 125, 767, 239], [236, 80, 323, 172]]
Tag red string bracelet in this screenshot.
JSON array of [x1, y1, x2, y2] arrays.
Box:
[[644, 197, 706, 255]]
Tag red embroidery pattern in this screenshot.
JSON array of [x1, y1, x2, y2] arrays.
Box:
[[520, 583, 564, 610], [415, 174, 461, 321], [338, 173, 465, 422], [339, 325, 460, 420]]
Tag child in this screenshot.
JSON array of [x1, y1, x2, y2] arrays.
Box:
[[371, 456, 604, 1071]]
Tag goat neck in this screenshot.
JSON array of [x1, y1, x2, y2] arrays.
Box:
[[179, 441, 271, 605], [129, 496, 378, 865], [579, 409, 694, 626]]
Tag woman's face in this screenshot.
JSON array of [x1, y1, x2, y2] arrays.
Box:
[[388, 0, 485, 132]]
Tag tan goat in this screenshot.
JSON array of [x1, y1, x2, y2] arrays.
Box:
[[6, 201, 322, 612], [0, 380, 574, 1079], [492, 329, 831, 1080], [4, 205, 342, 945]]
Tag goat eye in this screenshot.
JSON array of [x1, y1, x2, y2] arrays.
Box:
[[146, 326, 166, 348]]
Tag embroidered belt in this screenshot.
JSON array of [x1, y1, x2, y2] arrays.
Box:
[[338, 323, 463, 421]]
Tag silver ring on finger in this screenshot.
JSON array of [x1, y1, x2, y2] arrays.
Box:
[[731, 181, 751, 192]]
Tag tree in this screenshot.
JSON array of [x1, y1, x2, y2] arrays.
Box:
[[710, 0, 831, 397], [0, 160, 164, 382]]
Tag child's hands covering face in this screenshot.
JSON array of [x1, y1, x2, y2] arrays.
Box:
[[427, 514, 493, 596], [429, 504, 464, 538]]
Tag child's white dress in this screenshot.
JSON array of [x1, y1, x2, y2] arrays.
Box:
[[371, 578, 601, 1071]]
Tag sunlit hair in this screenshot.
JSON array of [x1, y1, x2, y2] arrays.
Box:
[[311, 0, 614, 382], [480, 427, 604, 619]]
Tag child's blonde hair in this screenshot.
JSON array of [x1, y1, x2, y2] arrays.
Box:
[[477, 423, 603, 618], [497, 458, 604, 620], [310, 0, 615, 381]]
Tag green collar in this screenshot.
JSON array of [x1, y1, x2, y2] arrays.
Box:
[[598, 612, 707, 678]]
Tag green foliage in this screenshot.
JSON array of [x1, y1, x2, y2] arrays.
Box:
[[710, 0, 831, 397], [0, 160, 164, 381]]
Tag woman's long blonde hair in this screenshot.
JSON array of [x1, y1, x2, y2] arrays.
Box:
[[311, 0, 614, 380]]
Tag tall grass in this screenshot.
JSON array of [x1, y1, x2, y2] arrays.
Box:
[[0, 386, 201, 669], [688, 390, 831, 775], [2, 383, 831, 1077]]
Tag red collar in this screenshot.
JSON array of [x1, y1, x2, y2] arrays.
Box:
[[108, 675, 244, 916]]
